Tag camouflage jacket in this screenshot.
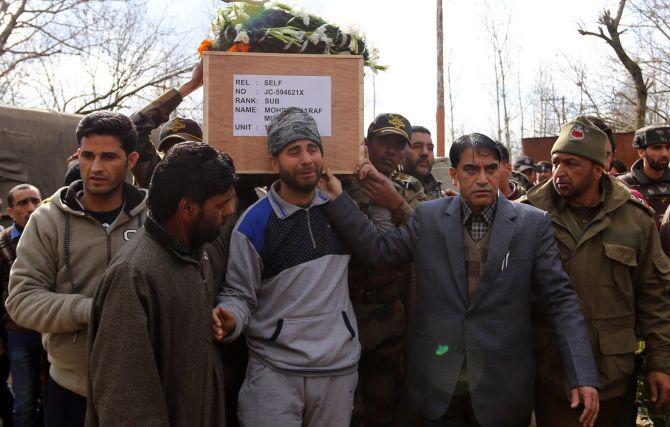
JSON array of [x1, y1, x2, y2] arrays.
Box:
[[618, 159, 670, 228], [130, 89, 183, 188], [419, 173, 443, 200], [344, 172, 426, 303], [389, 171, 429, 223]]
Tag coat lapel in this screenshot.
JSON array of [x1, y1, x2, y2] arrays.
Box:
[[444, 195, 468, 304], [470, 196, 517, 310]]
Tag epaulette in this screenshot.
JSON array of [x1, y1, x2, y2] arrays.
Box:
[[390, 171, 422, 191], [628, 192, 655, 217]]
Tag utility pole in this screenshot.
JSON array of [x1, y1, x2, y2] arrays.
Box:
[[436, 0, 445, 157]]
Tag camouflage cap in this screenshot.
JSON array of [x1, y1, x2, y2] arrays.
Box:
[[551, 116, 608, 166], [158, 117, 203, 152], [513, 155, 535, 172], [632, 124, 670, 149], [367, 113, 412, 144], [267, 107, 322, 156]]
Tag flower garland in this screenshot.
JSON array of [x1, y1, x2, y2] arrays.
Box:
[[198, 1, 386, 71]]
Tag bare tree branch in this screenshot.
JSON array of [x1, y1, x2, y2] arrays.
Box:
[[578, 0, 648, 128]]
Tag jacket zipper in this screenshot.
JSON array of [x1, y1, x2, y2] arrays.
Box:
[[305, 209, 317, 250], [75, 225, 111, 345]]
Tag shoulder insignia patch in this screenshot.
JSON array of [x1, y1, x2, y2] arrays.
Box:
[[629, 192, 655, 217]]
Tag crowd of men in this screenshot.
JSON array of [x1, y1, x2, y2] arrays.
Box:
[[1, 58, 670, 427]]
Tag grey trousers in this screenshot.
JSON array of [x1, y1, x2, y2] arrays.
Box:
[[238, 357, 358, 427]]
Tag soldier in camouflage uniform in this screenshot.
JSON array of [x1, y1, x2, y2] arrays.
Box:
[[618, 125, 670, 228], [345, 113, 426, 427], [401, 126, 443, 200]]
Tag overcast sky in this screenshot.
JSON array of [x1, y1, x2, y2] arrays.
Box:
[[149, 0, 622, 153]]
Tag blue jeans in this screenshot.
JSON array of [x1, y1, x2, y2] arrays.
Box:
[[7, 331, 43, 427]]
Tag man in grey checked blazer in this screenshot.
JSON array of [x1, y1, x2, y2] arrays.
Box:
[[322, 134, 601, 427]]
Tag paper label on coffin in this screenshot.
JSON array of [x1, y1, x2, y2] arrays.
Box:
[[233, 75, 332, 137]]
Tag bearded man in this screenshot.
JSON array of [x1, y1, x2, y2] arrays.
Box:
[[212, 108, 360, 426], [619, 125, 670, 227]]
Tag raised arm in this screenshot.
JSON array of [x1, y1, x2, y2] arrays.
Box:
[[130, 59, 204, 187]]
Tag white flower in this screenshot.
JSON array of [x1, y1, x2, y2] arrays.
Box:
[[307, 32, 320, 45], [290, 7, 310, 26], [348, 36, 358, 53], [234, 30, 250, 44], [342, 23, 362, 39], [235, 24, 243, 31], [307, 24, 332, 46]]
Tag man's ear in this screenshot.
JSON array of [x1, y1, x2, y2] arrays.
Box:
[[6, 207, 14, 220], [127, 151, 140, 170], [270, 156, 279, 174], [637, 147, 645, 159], [593, 164, 605, 181], [449, 167, 459, 188], [178, 197, 200, 221]]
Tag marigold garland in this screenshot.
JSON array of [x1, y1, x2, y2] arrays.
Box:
[[197, 39, 212, 57], [228, 42, 251, 52]]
